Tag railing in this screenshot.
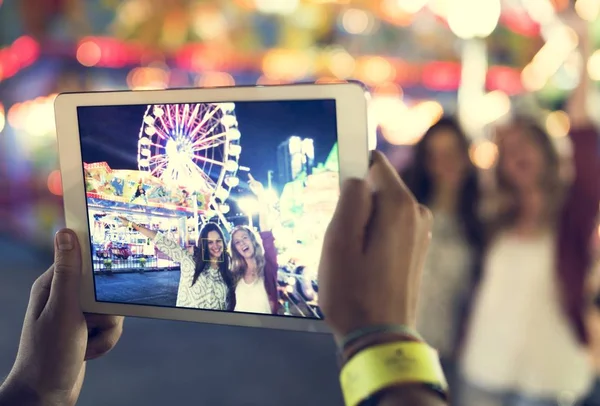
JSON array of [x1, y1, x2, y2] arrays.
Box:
[[92, 255, 180, 273]]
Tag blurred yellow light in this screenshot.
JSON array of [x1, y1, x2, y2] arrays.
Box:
[[374, 82, 403, 97], [286, 285, 295, 293], [575, 0, 600, 21], [116, 0, 149, 27], [328, 49, 355, 79], [256, 75, 283, 85], [361, 56, 396, 85], [448, 0, 501, 39], [427, 0, 450, 18], [193, 8, 227, 40], [263, 49, 312, 81], [546, 110, 570, 138], [522, 0, 556, 25], [76, 41, 101, 67], [197, 71, 235, 88], [128, 67, 169, 90], [7, 103, 23, 129], [0, 103, 4, 133], [255, 0, 299, 15], [472, 91, 511, 126], [342, 8, 371, 34], [397, 0, 429, 13], [470, 140, 498, 169], [375, 98, 443, 145], [587, 50, 600, 81], [521, 64, 547, 91]]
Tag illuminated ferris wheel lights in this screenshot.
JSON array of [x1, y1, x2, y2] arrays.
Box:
[[137, 102, 241, 203], [220, 103, 235, 113], [226, 128, 241, 140], [219, 203, 231, 214], [225, 160, 239, 172], [215, 187, 229, 201], [153, 106, 164, 117], [228, 144, 242, 156], [221, 114, 237, 127], [225, 175, 240, 187]]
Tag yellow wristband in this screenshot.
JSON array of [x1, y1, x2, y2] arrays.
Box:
[[340, 341, 447, 406]]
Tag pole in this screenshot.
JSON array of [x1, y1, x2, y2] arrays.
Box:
[[457, 38, 488, 138], [267, 170, 273, 190]]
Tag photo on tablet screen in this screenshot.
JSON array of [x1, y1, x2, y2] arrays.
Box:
[[77, 100, 339, 320]]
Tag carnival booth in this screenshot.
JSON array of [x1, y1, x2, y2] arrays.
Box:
[[84, 161, 211, 271]]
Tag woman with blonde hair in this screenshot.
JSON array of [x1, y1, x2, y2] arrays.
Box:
[[230, 175, 279, 314]]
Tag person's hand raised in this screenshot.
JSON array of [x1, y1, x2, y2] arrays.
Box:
[[318, 151, 432, 339], [1, 229, 124, 406], [248, 174, 265, 198]]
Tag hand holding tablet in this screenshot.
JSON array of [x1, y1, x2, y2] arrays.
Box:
[[54, 83, 370, 333], [0, 147, 446, 406]]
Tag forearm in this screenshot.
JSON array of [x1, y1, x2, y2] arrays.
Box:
[[567, 24, 593, 129], [130, 222, 157, 240], [258, 208, 271, 231]]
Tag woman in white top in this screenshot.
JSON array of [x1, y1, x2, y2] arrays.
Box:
[[459, 12, 599, 405], [230, 174, 280, 315], [119, 218, 235, 310], [402, 117, 485, 393]]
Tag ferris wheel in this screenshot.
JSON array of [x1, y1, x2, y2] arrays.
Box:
[[137, 103, 241, 213]]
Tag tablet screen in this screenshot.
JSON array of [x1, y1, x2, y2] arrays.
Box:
[[77, 100, 338, 319]]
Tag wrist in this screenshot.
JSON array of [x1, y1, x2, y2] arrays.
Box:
[[340, 332, 420, 365]]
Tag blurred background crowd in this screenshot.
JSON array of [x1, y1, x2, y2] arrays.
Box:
[[1, 0, 600, 405]]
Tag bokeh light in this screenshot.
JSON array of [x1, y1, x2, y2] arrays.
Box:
[[470, 140, 498, 169], [342, 8, 373, 35], [197, 71, 235, 88], [448, 0, 501, 39], [575, 0, 600, 21], [47, 170, 63, 196], [588, 50, 600, 81], [328, 48, 356, 79], [255, 0, 299, 15], [0, 103, 5, 133], [545, 111, 570, 138], [77, 40, 102, 67]]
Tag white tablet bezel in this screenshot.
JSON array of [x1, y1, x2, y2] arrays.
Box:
[[55, 83, 369, 333]]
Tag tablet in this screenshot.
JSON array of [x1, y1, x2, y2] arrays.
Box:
[[55, 83, 369, 333]]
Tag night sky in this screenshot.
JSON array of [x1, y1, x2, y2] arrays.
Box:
[[77, 99, 338, 187]]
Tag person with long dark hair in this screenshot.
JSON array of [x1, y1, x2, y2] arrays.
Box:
[[401, 117, 485, 389], [118, 218, 235, 311]]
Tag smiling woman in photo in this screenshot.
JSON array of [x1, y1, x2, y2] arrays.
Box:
[[230, 174, 279, 315], [120, 218, 236, 311]]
